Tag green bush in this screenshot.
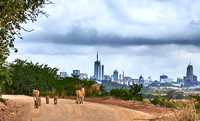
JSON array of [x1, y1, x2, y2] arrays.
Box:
[[110, 88, 132, 100], [189, 95, 200, 102], [150, 95, 160, 105], [195, 103, 200, 110], [150, 95, 175, 108], [142, 93, 155, 99], [99, 85, 108, 97]]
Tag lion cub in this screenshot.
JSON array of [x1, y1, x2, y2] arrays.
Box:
[[54, 96, 58, 105], [34, 99, 39, 108], [46, 96, 49, 104], [38, 97, 42, 106]]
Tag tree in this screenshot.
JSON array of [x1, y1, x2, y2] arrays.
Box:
[[129, 84, 143, 101], [0, 0, 52, 64], [99, 85, 108, 96], [5, 59, 59, 95], [0, 0, 52, 95], [166, 90, 176, 99], [0, 63, 12, 95]]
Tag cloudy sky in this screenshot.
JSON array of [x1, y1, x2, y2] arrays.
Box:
[[8, 0, 200, 80]]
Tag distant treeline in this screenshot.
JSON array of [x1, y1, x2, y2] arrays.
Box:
[[1, 59, 102, 97]]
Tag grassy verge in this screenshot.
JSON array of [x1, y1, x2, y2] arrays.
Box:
[[0, 97, 8, 105]]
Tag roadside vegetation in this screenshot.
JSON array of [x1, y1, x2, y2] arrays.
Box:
[[148, 91, 200, 120], [2, 58, 200, 120], [1, 59, 102, 98]]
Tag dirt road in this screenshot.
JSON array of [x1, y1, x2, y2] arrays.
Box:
[[2, 95, 158, 121]]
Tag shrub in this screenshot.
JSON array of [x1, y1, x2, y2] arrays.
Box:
[[195, 103, 200, 111], [99, 85, 108, 97], [129, 84, 143, 101], [110, 88, 132, 100], [150, 95, 175, 108], [142, 93, 155, 99], [175, 100, 200, 121]]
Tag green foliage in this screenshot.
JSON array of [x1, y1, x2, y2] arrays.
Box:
[[189, 95, 200, 102], [102, 81, 129, 91], [0, 0, 52, 64], [5, 59, 58, 95], [150, 95, 175, 108], [189, 94, 200, 111], [109, 84, 144, 101], [166, 90, 176, 99], [141, 86, 156, 93], [99, 85, 108, 97], [54, 76, 97, 97], [142, 93, 155, 99], [2, 58, 100, 98], [195, 103, 200, 111], [0, 97, 8, 105], [110, 88, 132, 100], [0, 63, 12, 95], [0, 0, 52, 95], [129, 84, 143, 101]]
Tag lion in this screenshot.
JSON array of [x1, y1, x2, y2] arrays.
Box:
[[38, 97, 42, 106], [54, 96, 58, 105], [33, 89, 39, 101], [76, 88, 85, 104], [46, 96, 49, 104], [33, 90, 39, 108], [34, 99, 39, 108]]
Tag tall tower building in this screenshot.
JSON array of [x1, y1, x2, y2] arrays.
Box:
[[113, 69, 118, 81], [186, 62, 193, 84], [94, 52, 101, 80], [102, 65, 104, 80]]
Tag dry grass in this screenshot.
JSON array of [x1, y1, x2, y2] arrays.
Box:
[[174, 100, 200, 121]]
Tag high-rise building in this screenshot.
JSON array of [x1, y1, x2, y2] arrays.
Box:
[[73, 70, 80, 76], [94, 52, 101, 80], [186, 63, 193, 84], [104, 75, 111, 81], [160, 74, 168, 83], [177, 78, 184, 84], [113, 69, 118, 81], [184, 62, 199, 85], [119, 71, 124, 80], [60, 72, 67, 77], [193, 75, 198, 83], [122, 70, 124, 79], [139, 75, 145, 85], [102, 65, 104, 80]]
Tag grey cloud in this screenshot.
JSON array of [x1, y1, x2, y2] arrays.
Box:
[[17, 0, 200, 48], [22, 26, 200, 47]]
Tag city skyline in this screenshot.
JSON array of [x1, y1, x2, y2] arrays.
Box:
[[7, 0, 200, 81], [58, 52, 198, 82]]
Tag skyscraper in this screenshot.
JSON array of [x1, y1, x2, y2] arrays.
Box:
[[139, 75, 145, 85], [186, 63, 193, 83], [102, 65, 104, 80], [113, 69, 118, 81], [94, 52, 101, 80], [184, 62, 199, 85]]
